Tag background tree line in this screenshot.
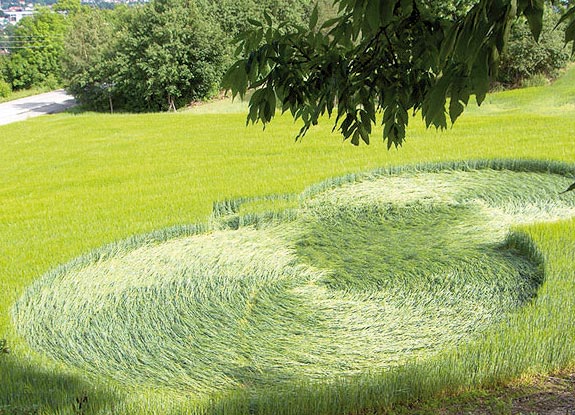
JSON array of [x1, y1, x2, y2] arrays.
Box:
[[0, 0, 573, 110], [0, 0, 314, 109]]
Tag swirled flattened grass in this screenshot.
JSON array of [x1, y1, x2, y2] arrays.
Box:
[[12, 166, 575, 404]]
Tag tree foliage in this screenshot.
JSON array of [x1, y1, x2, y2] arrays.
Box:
[[63, 0, 313, 112], [63, 0, 228, 112], [52, 0, 81, 15], [498, 6, 571, 86], [5, 7, 67, 90], [195, 0, 313, 39], [419, 0, 479, 19], [61, 7, 118, 110], [0, 78, 11, 98], [111, 0, 228, 112], [224, 0, 575, 147]]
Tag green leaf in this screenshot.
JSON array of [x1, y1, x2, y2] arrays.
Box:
[[449, 96, 464, 124], [561, 6, 575, 53], [399, 0, 413, 17], [340, 113, 355, 136], [309, 5, 319, 30], [365, 0, 381, 32], [471, 50, 490, 106], [321, 16, 341, 30], [263, 11, 272, 27], [440, 24, 460, 66], [247, 18, 262, 27], [422, 75, 449, 129], [358, 122, 370, 144], [359, 109, 372, 133], [557, 6, 575, 27], [351, 128, 361, 145], [523, 0, 544, 42], [565, 18, 575, 43], [560, 181, 575, 194], [381, 0, 396, 27]]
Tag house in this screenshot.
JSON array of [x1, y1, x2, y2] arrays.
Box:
[[2, 7, 34, 24]]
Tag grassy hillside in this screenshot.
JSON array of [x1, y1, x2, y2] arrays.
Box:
[[1, 67, 575, 414]]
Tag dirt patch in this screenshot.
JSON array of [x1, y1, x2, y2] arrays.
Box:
[[394, 372, 575, 415], [510, 374, 575, 415]]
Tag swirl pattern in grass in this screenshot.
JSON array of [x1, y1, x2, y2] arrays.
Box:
[[13, 164, 575, 399]]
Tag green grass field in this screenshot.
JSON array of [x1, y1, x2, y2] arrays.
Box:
[[1, 67, 575, 414]]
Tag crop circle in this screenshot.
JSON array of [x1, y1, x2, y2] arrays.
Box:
[[13, 162, 575, 398]]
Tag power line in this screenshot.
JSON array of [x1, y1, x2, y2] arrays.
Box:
[[0, 35, 66, 38], [0, 42, 94, 48], [0, 40, 62, 43], [0, 46, 53, 49], [0, 40, 63, 44], [0, 38, 65, 43]]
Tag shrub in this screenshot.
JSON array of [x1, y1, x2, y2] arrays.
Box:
[[111, 0, 229, 112], [0, 79, 10, 98], [61, 7, 119, 111], [65, 0, 229, 112], [5, 8, 67, 91], [520, 73, 550, 88], [63, 0, 314, 112], [498, 9, 571, 87]]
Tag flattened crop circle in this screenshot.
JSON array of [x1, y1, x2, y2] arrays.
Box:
[[13, 162, 575, 396]]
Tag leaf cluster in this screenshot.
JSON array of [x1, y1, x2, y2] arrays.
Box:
[[4, 7, 68, 90], [224, 0, 572, 147], [61, 7, 117, 110], [559, 1, 575, 53], [498, 7, 571, 86], [63, 0, 229, 112], [63, 0, 313, 112], [194, 0, 313, 39]]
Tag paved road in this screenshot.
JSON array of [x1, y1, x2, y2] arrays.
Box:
[[0, 90, 76, 126]]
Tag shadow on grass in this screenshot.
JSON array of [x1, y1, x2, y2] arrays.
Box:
[[0, 355, 121, 415]]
